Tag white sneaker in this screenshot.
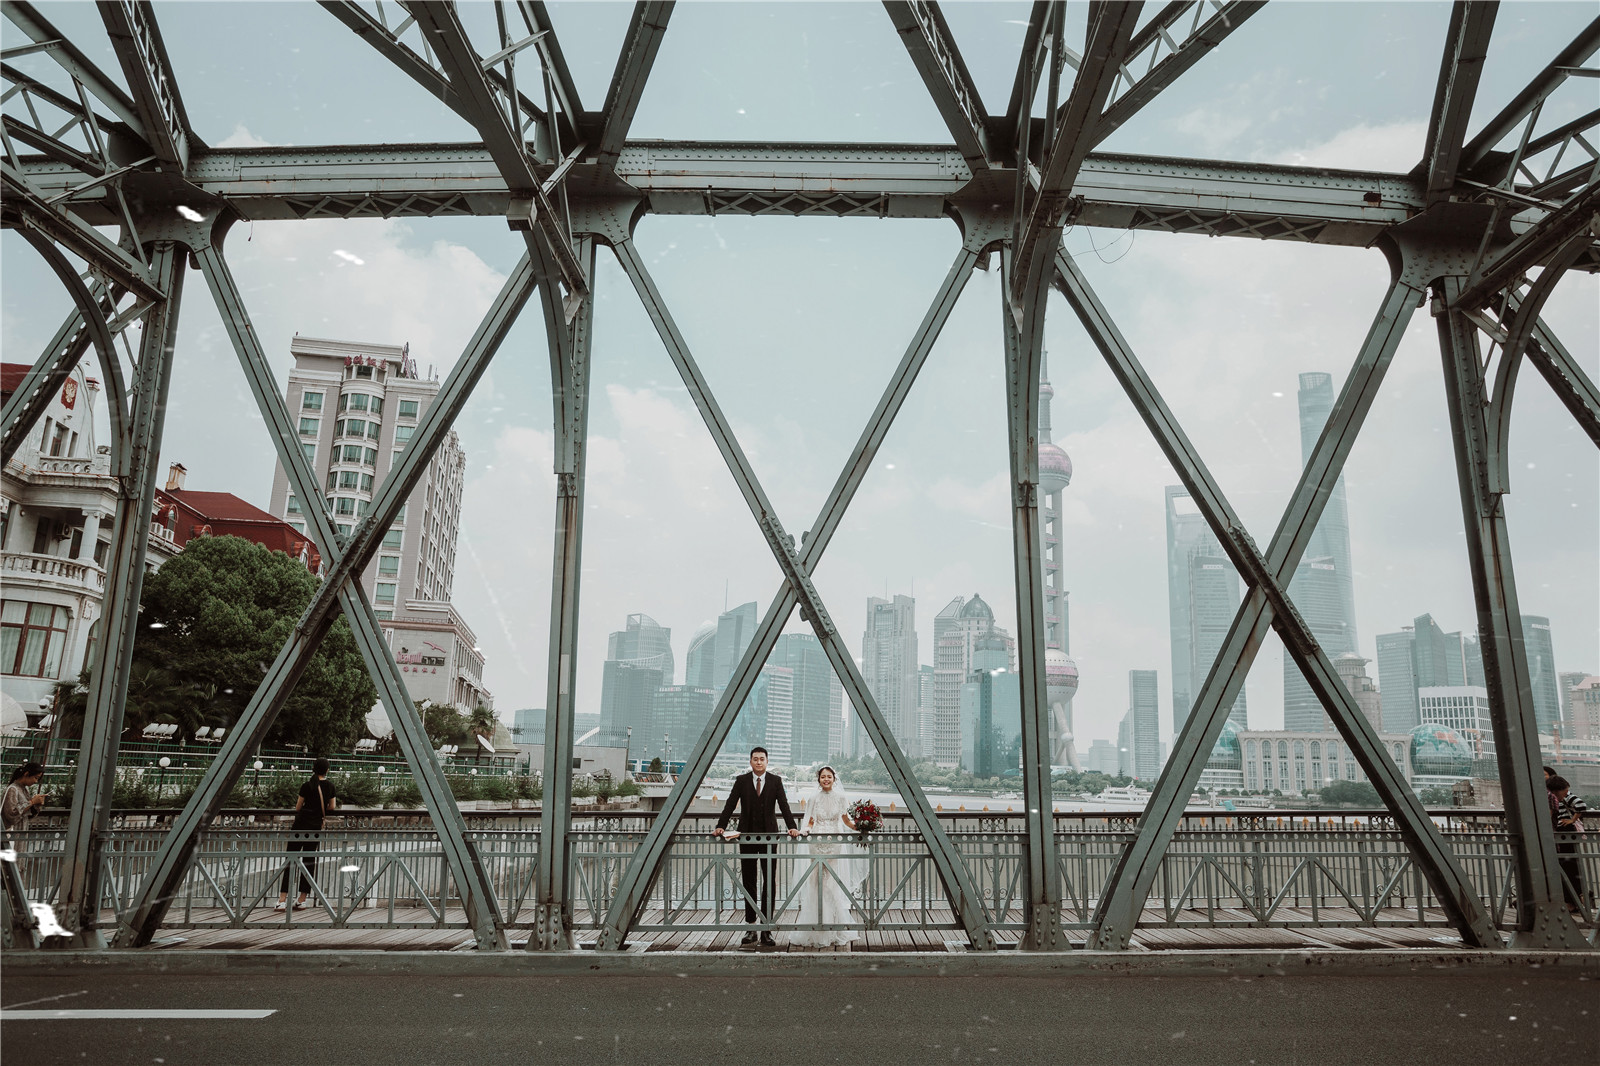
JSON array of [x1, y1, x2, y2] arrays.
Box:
[[274, 901, 287, 911]]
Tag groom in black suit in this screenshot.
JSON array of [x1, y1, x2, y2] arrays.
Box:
[[714, 746, 800, 946]]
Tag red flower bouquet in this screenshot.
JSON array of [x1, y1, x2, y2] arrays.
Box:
[[847, 798, 882, 837]]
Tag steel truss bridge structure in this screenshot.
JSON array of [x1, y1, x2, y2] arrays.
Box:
[[1, 0, 1596, 954]]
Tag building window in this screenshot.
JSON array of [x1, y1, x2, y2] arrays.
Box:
[[302, 442, 316, 463], [286, 495, 301, 514], [374, 609, 393, 620], [382, 529, 403, 550], [302, 391, 323, 411], [49, 424, 69, 456], [342, 445, 363, 463], [369, 397, 383, 416], [378, 556, 399, 577], [338, 471, 359, 490], [347, 394, 369, 412], [394, 425, 415, 445], [288, 520, 306, 534], [336, 522, 352, 536], [393, 504, 406, 523], [326, 472, 337, 491], [345, 419, 365, 438], [364, 448, 378, 466], [1, 601, 71, 678], [335, 497, 356, 515], [398, 399, 419, 420], [375, 582, 396, 605], [355, 365, 374, 379], [360, 474, 374, 492], [367, 421, 382, 441], [337, 394, 349, 413]]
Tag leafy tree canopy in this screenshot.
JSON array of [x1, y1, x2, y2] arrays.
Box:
[[129, 535, 377, 753]]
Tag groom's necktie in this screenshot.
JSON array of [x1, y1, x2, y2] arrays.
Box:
[[755, 776, 762, 797]]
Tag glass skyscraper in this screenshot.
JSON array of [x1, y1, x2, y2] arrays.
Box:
[[1284, 373, 1360, 731], [1166, 486, 1247, 732]]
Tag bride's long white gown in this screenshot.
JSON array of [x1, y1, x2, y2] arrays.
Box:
[[789, 790, 866, 948]]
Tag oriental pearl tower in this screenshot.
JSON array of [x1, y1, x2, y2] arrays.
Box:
[[1038, 354, 1081, 769]]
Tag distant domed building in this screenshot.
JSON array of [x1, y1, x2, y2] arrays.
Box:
[[1409, 723, 1474, 781]]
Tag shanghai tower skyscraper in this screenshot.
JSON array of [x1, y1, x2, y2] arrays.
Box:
[[1284, 372, 1359, 730]]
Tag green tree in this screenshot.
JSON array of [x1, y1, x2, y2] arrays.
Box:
[[421, 700, 471, 748], [468, 704, 498, 745], [1319, 780, 1382, 807], [129, 535, 377, 752]]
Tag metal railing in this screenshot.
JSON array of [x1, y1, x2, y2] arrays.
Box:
[[6, 815, 1593, 939]]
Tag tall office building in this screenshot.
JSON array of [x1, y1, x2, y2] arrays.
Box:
[[1166, 486, 1247, 731], [729, 664, 784, 758], [1038, 356, 1081, 769], [1128, 669, 1161, 781], [1333, 654, 1382, 728], [269, 336, 490, 712], [652, 685, 716, 764], [771, 632, 840, 764], [932, 595, 1013, 768], [1560, 671, 1591, 736], [1522, 615, 1560, 733], [861, 594, 919, 758], [1085, 739, 1119, 776], [1283, 373, 1360, 731], [1116, 712, 1133, 778], [916, 664, 937, 759], [597, 613, 673, 745], [713, 601, 759, 690], [1376, 626, 1419, 732], [1377, 613, 1559, 734], [684, 620, 717, 689]]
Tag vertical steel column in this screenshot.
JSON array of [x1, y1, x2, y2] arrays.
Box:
[[57, 241, 184, 946], [1001, 247, 1064, 950], [1434, 278, 1588, 949], [531, 239, 596, 951]]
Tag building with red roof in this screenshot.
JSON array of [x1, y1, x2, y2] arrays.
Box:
[[153, 464, 320, 571]]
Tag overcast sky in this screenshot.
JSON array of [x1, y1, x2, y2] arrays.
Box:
[[3, 2, 1596, 756]]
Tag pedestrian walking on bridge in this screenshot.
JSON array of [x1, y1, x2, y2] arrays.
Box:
[[276, 758, 337, 912]]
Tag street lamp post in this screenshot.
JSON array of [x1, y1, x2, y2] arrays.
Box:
[[625, 726, 632, 774], [252, 759, 264, 803], [156, 756, 171, 803]]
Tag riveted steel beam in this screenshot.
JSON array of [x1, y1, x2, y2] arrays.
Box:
[[596, 238, 988, 952], [1, 162, 163, 301], [1461, 15, 1600, 175], [98, 1, 194, 170], [0, 301, 96, 466], [1526, 324, 1600, 446], [1, 2, 148, 139], [1095, 1, 1266, 145], [113, 244, 538, 949], [1003, 1, 1051, 155], [57, 241, 183, 946], [999, 242, 1063, 950], [1058, 245, 1502, 951], [1434, 276, 1589, 949], [514, 2, 583, 121], [529, 238, 596, 951], [1421, 2, 1498, 204], [884, 1, 990, 171], [596, 2, 672, 170], [1454, 178, 1600, 310], [407, 1, 588, 305], [1012, 2, 1139, 319]]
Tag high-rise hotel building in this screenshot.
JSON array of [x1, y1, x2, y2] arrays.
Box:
[[267, 336, 491, 714]]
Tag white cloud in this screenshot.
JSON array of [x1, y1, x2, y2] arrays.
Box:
[[1273, 121, 1427, 171], [215, 124, 275, 148]]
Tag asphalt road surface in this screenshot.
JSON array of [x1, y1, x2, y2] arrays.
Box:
[[3, 968, 1595, 1065]]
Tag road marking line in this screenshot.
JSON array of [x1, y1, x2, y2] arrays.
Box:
[[2, 1009, 277, 1021]]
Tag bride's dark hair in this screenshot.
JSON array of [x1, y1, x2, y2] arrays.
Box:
[[815, 765, 837, 782]]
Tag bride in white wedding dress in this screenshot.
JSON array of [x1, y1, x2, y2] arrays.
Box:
[[789, 766, 866, 949]]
